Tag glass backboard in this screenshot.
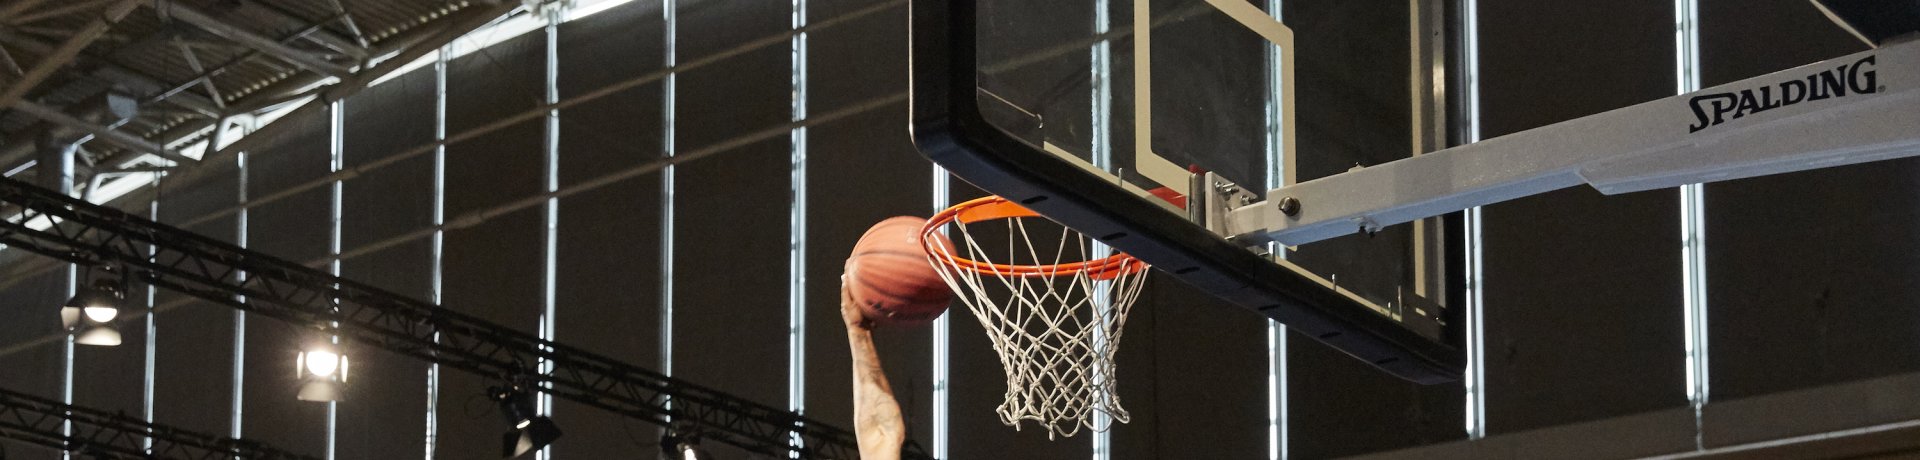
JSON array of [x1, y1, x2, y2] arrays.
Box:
[[910, 0, 1462, 383]]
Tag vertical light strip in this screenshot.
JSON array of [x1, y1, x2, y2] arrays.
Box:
[[1674, 0, 1709, 448], [659, 0, 679, 410], [326, 99, 346, 460], [142, 174, 160, 454], [1262, 1, 1288, 457], [424, 46, 450, 460], [1089, 0, 1115, 457], [537, 12, 562, 460], [930, 165, 950, 458], [54, 144, 74, 460], [1459, 0, 1489, 440], [787, 0, 811, 455], [231, 151, 249, 442], [62, 258, 74, 460]]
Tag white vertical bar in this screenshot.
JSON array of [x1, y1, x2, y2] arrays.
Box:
[[232, 151, 249, 442], [1090, 0, 1116, 457], [143, 174, 160, 454], [424, 46, 449, 460], [930, 169, 951, 458], [326, 99, 345, 460], [537, 12, 562, 460], [55, 145, 74, 460], [1675, 0, 1709, 449], [1460, 0, 1489, 440], [659, 0, 679, 415], [1263, 1, 1289, 456], [788, 0, 811, 455], [62, 262, 74, 460]]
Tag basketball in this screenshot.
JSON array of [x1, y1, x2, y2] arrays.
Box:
[[845, 216, 955, 327]]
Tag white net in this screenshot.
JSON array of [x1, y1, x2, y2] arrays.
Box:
[[922, 197, 1150, 439]]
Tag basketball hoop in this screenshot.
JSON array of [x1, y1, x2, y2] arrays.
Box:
[[921, 196, 1150, 439]]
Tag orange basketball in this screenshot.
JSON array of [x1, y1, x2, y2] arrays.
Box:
[[845, 216, 955, 327]]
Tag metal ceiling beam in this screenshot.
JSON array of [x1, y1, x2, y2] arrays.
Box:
[[0, 27, 227, 116], [0, 0, 143, 110], [89, 1, 520, 173], [11, 100, 194, 164], [244, 1, 369, 59], [0, 386, 319, 460], [0, 0, 51, 22], [210, 0, 523, 159], [161, 2, 355, 79]]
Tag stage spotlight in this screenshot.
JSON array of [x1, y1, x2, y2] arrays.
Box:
[[491, 382, 561, 458], [296, 342, 349, 402], [60, 280, 123, 347], [660, 427, 716, 460]]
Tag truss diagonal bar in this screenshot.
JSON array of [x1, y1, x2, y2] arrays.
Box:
[[162, 3, 355, 78], [0, 177, 932, 460], [0, 0, 143, 110], [0, 386, 318, 460]]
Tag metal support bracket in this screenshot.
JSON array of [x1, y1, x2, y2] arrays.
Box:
[[1242, 40, 1920, 246]]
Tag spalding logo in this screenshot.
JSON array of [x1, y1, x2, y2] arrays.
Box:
[[1688, 55, 1878, 133]]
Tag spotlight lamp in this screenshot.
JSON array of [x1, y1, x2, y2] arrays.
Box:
[[660, 425, 716, 460], [296, 342, 349, 402], [491, 381, 561, 459], [60, 279, 124, 347]]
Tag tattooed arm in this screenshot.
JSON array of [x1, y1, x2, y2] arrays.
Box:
[[843, 280, 906, 460]]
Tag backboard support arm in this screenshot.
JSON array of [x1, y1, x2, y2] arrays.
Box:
[[1232, 40, 1920, 247]]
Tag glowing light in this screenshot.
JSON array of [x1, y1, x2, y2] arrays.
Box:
[[304, 350, 341, 377], [83, 306, 118, 323]]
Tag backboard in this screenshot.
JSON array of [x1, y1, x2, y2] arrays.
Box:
[[910, 0, 1463, 383]]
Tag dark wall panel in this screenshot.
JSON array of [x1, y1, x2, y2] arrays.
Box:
[[448, 32, 546, 132], [241, 106, 332, 455], [343, 154, 435, 253], [1111, 277, 1274, 460], [559, 0, 664, 95], [438, 208, 544, 459], [557, 83, 663, 187], [676, 0, 786, 59], [675, 45, 790, 151], [1697, 0, 1913, 400], [553, 174, 663, 459], [802, 108, 934, 449], [337, 240, 433, 459], [446, 120, 544, 218], [0, 269, 68, 406], [808, 0, 907, 114], [1290, 329, 1465, 459], [1475, 0, 1687, 433], [245, 108, 330, 265], [671, 139, 790, 460], [152, 164, 241, 438], [343, 69, 436, 250]]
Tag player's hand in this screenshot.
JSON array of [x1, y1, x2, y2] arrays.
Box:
[[840, 274, 873, 331]]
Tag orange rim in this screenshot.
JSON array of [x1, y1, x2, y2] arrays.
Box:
[[923, 196, 1149, 279]]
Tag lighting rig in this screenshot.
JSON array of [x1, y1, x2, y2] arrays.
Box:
[[0, 176, 932, 459], [0, 386, 316, 460]]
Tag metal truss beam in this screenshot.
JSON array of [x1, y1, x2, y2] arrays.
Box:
[[90, 0, 519, 173], [11, 100, 195, 164], [0, 386, 316, 460], [0, 0, 143, 110], [0, 176, 933, 460], [161, 2, 355, 79]]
